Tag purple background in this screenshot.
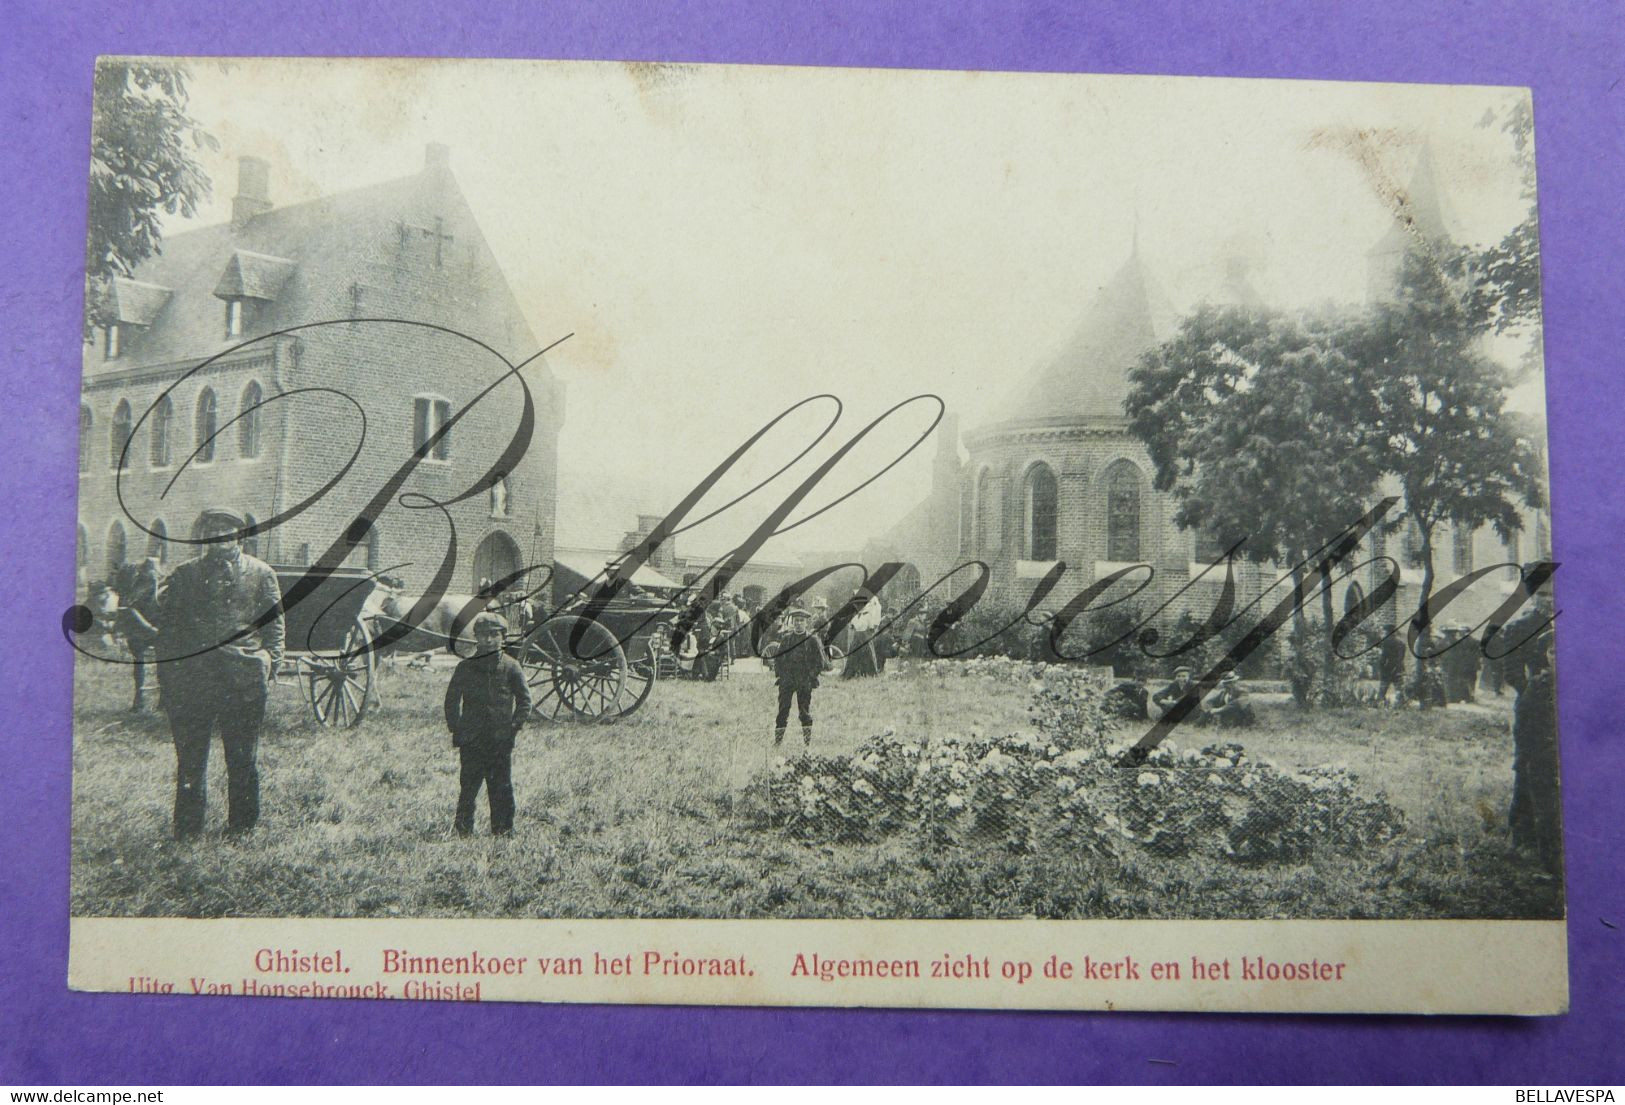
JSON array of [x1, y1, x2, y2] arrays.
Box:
[[3, 0, 1622, 1084]]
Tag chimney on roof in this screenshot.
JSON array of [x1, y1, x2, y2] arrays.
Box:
[[231, 156, 272, 229], [425, 142, 451, 172]]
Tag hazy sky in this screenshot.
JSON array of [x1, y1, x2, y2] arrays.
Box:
[[156, 59, 1537, 559]]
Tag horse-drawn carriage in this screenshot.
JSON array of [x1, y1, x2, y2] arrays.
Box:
[[356, 573, 682, 727], [92, 562, 686, 729]]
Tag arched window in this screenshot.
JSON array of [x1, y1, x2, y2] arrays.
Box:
[[472, 530, 522, 594], [110, 399, 133, 471], [79, 406, 92, 473], [1344, 581, 1365, 615], [490, 475, 511, 518], [976, 469, 998, 556], [1452, 525, 1474, 574], [1503, 526, 1522, 581], [195, 388, 218, 463], [1023, 464, 1058, 561], [150, 395, 173, 468], [1105, 461, 1142, 562], [958, 483, 973, 555], [239, 381, 263, 459], [147, 519, 168, 564], [106, 521, 127, 575]]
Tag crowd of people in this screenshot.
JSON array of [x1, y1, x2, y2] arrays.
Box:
[[82, 544, 1559, 878]]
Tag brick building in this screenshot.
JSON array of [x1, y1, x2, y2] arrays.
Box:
[[877, 147, 1550, 632], [77, 146, 562, 597]]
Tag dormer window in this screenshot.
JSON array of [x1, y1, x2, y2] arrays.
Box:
[[213, 250, 294, 342]]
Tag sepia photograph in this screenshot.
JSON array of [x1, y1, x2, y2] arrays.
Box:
[[66, 57, 1562, 1011]]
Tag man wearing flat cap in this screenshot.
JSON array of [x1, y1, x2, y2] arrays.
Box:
[[444, 611, 532, 836], [1151, 665, 1200, 722], [155, 507, 284, 840]]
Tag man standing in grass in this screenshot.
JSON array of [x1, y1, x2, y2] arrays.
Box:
[[764, 606, 830, 749], [155, 508, 283, 841], [444, 612, 532, 837]]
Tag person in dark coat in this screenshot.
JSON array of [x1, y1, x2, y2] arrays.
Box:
[[1502, 599, 1561, 874], [155, 509, 284, 840], [1151, 666, 1200, 721], [1479, 621, 1506, 696], [1376, 626, 1407, 706], [1202, 672, 1255, 729], [764, 607, 831, 748], [115, 556, 164, 711], [444, 612, 533, 836]]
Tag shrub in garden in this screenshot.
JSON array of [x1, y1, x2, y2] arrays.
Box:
[[750, 662, 1406, 865]]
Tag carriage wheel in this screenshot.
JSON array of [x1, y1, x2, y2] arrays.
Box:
[[307, 616, 374, 728], [521, 614, 628, 723], [608, 637, 660, 719]]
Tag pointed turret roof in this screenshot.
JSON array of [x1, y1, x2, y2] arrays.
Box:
[[999, 243, 1175, 425], [1368, 140, 1458, 257]]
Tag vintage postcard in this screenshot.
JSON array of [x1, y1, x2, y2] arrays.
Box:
[[68, 58, 1563, 1013]]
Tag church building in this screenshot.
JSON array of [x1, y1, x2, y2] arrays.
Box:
[[77, 145, 563, 597], [875, 146, 1550, 635]]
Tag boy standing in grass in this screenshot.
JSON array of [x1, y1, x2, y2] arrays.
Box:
[[763, 606, 831, 749], [444, 612, 532, 836]]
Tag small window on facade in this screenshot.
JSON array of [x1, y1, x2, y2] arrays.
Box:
[[1452, 525, 1474, 574], [1106, 462, 1141, 562], [976, 469, 997, 555], [150, 394, 173, 468], [1504, 527, 1522, 580], [105, 324, 121, 360], [242, 513, 259, 559], [413, 396, 452, 461], [239, 381, 263, 459], [110, 399, 133, 471], [1024, 464, 1058, 561], [195, 388, 217, 463], [106, 521, 127, 575], [490, 475, 511, 517], [225, 299, 244, 339], [79, 405, 92, 473], [959, 483, 973, 555]]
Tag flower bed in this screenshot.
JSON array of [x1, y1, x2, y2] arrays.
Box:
[[749, 665, 1405, 864]]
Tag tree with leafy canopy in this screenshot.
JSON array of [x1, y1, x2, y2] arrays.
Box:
[[1345, 245, 1547, 701], [1473, 98, 1542, 348], [85, 61, 217, 339], [1125, 304, 1385, 704]]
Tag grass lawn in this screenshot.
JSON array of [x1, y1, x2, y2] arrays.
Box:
[[69, 656, 1562, 920]]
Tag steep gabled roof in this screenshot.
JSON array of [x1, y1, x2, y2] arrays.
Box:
[[83, 156, 543, 373], [213, 249, 296, 301], [107, 278, 172, 327], [998, 244, 1176, 425], [1368, 141, 1459, 257]]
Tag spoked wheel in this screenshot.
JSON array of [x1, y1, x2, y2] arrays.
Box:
[[306, 616, 374, 728], [608, 637, 661, 720], [521, 614, 628, 723]]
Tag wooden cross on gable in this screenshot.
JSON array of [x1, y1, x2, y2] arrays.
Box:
[[396, 216, 455, 268]]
